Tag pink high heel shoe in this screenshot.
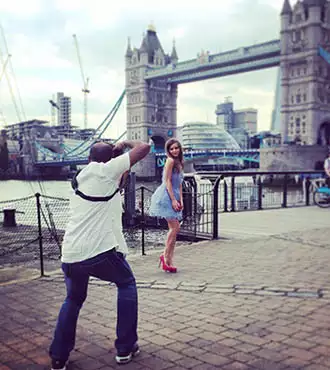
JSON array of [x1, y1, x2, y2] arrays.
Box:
[[159, 255, 177, 273]]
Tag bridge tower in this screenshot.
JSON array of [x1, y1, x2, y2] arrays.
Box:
[[125, 25, 178, 178], [280, 0, 330, 146]]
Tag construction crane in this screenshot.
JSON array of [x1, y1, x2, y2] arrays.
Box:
[[0, 54, 11, 83], [73, 34, 90, 130], [49, 95, 59, 126], [0, 24, 26, 121], [0, 108, 6, 127], [0, 54, 11, 128]]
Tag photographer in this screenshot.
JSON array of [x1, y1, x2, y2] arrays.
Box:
[[49, 140, 150, 369]]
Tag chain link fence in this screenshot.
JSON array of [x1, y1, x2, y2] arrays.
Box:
[[0, 195, 40, 267]]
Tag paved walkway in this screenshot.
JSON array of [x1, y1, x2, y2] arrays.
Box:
[[1, 207, 330, 369]]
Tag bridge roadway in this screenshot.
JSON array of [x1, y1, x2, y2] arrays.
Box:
[[35, 148, 260, 167], [145, 39, 280, 84]]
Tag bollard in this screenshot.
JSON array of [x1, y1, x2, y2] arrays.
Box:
[[141, 187, 146, 256], [124, 172, 136, 226], [3, 209, 17, 227], [213, 176, 222, 239], [35, 193, 45, 277]]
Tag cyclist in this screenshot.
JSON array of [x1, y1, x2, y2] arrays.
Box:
[[324, 149, 330, 188]]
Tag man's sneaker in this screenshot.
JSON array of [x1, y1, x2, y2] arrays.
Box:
[[115, 343, 140, 365], [51, 359, 67, 370]]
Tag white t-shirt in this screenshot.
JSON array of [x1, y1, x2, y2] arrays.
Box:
[[324, 157, 330, 172], [61, 153, 130, 263]]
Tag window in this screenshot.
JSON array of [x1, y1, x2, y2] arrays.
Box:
[[296, 92, 301, 104], [292, 30, 302, 42]]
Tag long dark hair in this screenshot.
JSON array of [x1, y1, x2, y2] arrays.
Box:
[[165, 138, 183, 171]]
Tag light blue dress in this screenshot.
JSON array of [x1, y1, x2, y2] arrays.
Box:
[[149, 169, 183, 220]]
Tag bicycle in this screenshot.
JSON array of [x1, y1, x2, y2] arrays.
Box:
[[311, 178, 330, 208]]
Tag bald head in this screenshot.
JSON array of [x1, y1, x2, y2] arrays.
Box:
[[89, 142, 114, 163]]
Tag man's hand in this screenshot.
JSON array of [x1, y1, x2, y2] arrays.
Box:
[[113, 143, 125, 158], [112, 140, 150, 167]]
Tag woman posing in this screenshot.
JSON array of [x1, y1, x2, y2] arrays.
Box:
[[150, 139, 184, 273]]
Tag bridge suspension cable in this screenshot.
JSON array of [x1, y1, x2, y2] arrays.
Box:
[[319, 46, 330, 65], [113, 130, 127, 143], [64, 89, 126, 158]]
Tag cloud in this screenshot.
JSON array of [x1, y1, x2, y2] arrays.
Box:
[[0, 0, 42, 17], [0, 0, 284, 134]]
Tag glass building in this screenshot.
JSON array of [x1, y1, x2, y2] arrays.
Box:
[[180, 121, 240, 150]]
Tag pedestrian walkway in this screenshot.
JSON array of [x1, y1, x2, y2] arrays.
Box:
[[1, 207, 330, 369], [219, 206, 330, 239]]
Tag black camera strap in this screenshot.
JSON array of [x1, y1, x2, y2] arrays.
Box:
[[71, 170, 120, 202]]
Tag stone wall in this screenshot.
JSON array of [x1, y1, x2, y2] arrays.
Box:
[[260, 145, 328, 171]]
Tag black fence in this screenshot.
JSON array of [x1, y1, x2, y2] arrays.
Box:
[[196, 171, 325, 214], [0, 170, 326, 277]]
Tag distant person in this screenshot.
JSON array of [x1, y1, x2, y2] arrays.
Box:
[[49, 140, 150, 370], [149, 139, 184, 273], [324, 149, 330, 187]]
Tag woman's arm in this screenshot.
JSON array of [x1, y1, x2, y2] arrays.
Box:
[[179, 183, 183, 210], [164, 158, 180, 211]]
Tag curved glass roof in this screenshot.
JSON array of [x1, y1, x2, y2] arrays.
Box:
[[181, 121, 240, 150]]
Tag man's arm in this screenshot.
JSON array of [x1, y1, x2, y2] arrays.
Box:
[[114, 140, 150, 167]]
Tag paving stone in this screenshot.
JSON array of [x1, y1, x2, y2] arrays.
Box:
[[146, 334, 176, 346], [153, 349, 183, 362], [235, 289, 256, 294], [222, 362, 252, 370], [235, 284, 264, 290], [176, 286, 205, 292], [248, 358, 288, 369], [207, 284, 234, 289], [264, 286, 295, 292], [136, 283, 153, 288], [287, 291, 320, 298], [254, 290, 285, 296], [175, 356, 204, 369], [252, 348, 289, 362], [282, 347, 318, 361], [304, 365, 329, 370], [180, 346, 206, 358], [204, 288, 234, 294], [180, 282, 207, 288], [199, 352, 232, 366]]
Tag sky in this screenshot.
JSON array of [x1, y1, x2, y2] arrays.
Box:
[[0, 0, 285, 139]]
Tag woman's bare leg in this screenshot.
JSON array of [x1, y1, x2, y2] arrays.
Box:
[[164, 219, 180, 266]]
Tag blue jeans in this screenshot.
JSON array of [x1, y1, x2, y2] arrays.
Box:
[[49, 249, 138, 361]]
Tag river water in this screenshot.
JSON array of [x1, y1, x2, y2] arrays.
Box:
[[0, 179, 160, 201]]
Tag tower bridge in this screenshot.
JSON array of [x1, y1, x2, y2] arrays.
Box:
[[27, 0, 330, 179]]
